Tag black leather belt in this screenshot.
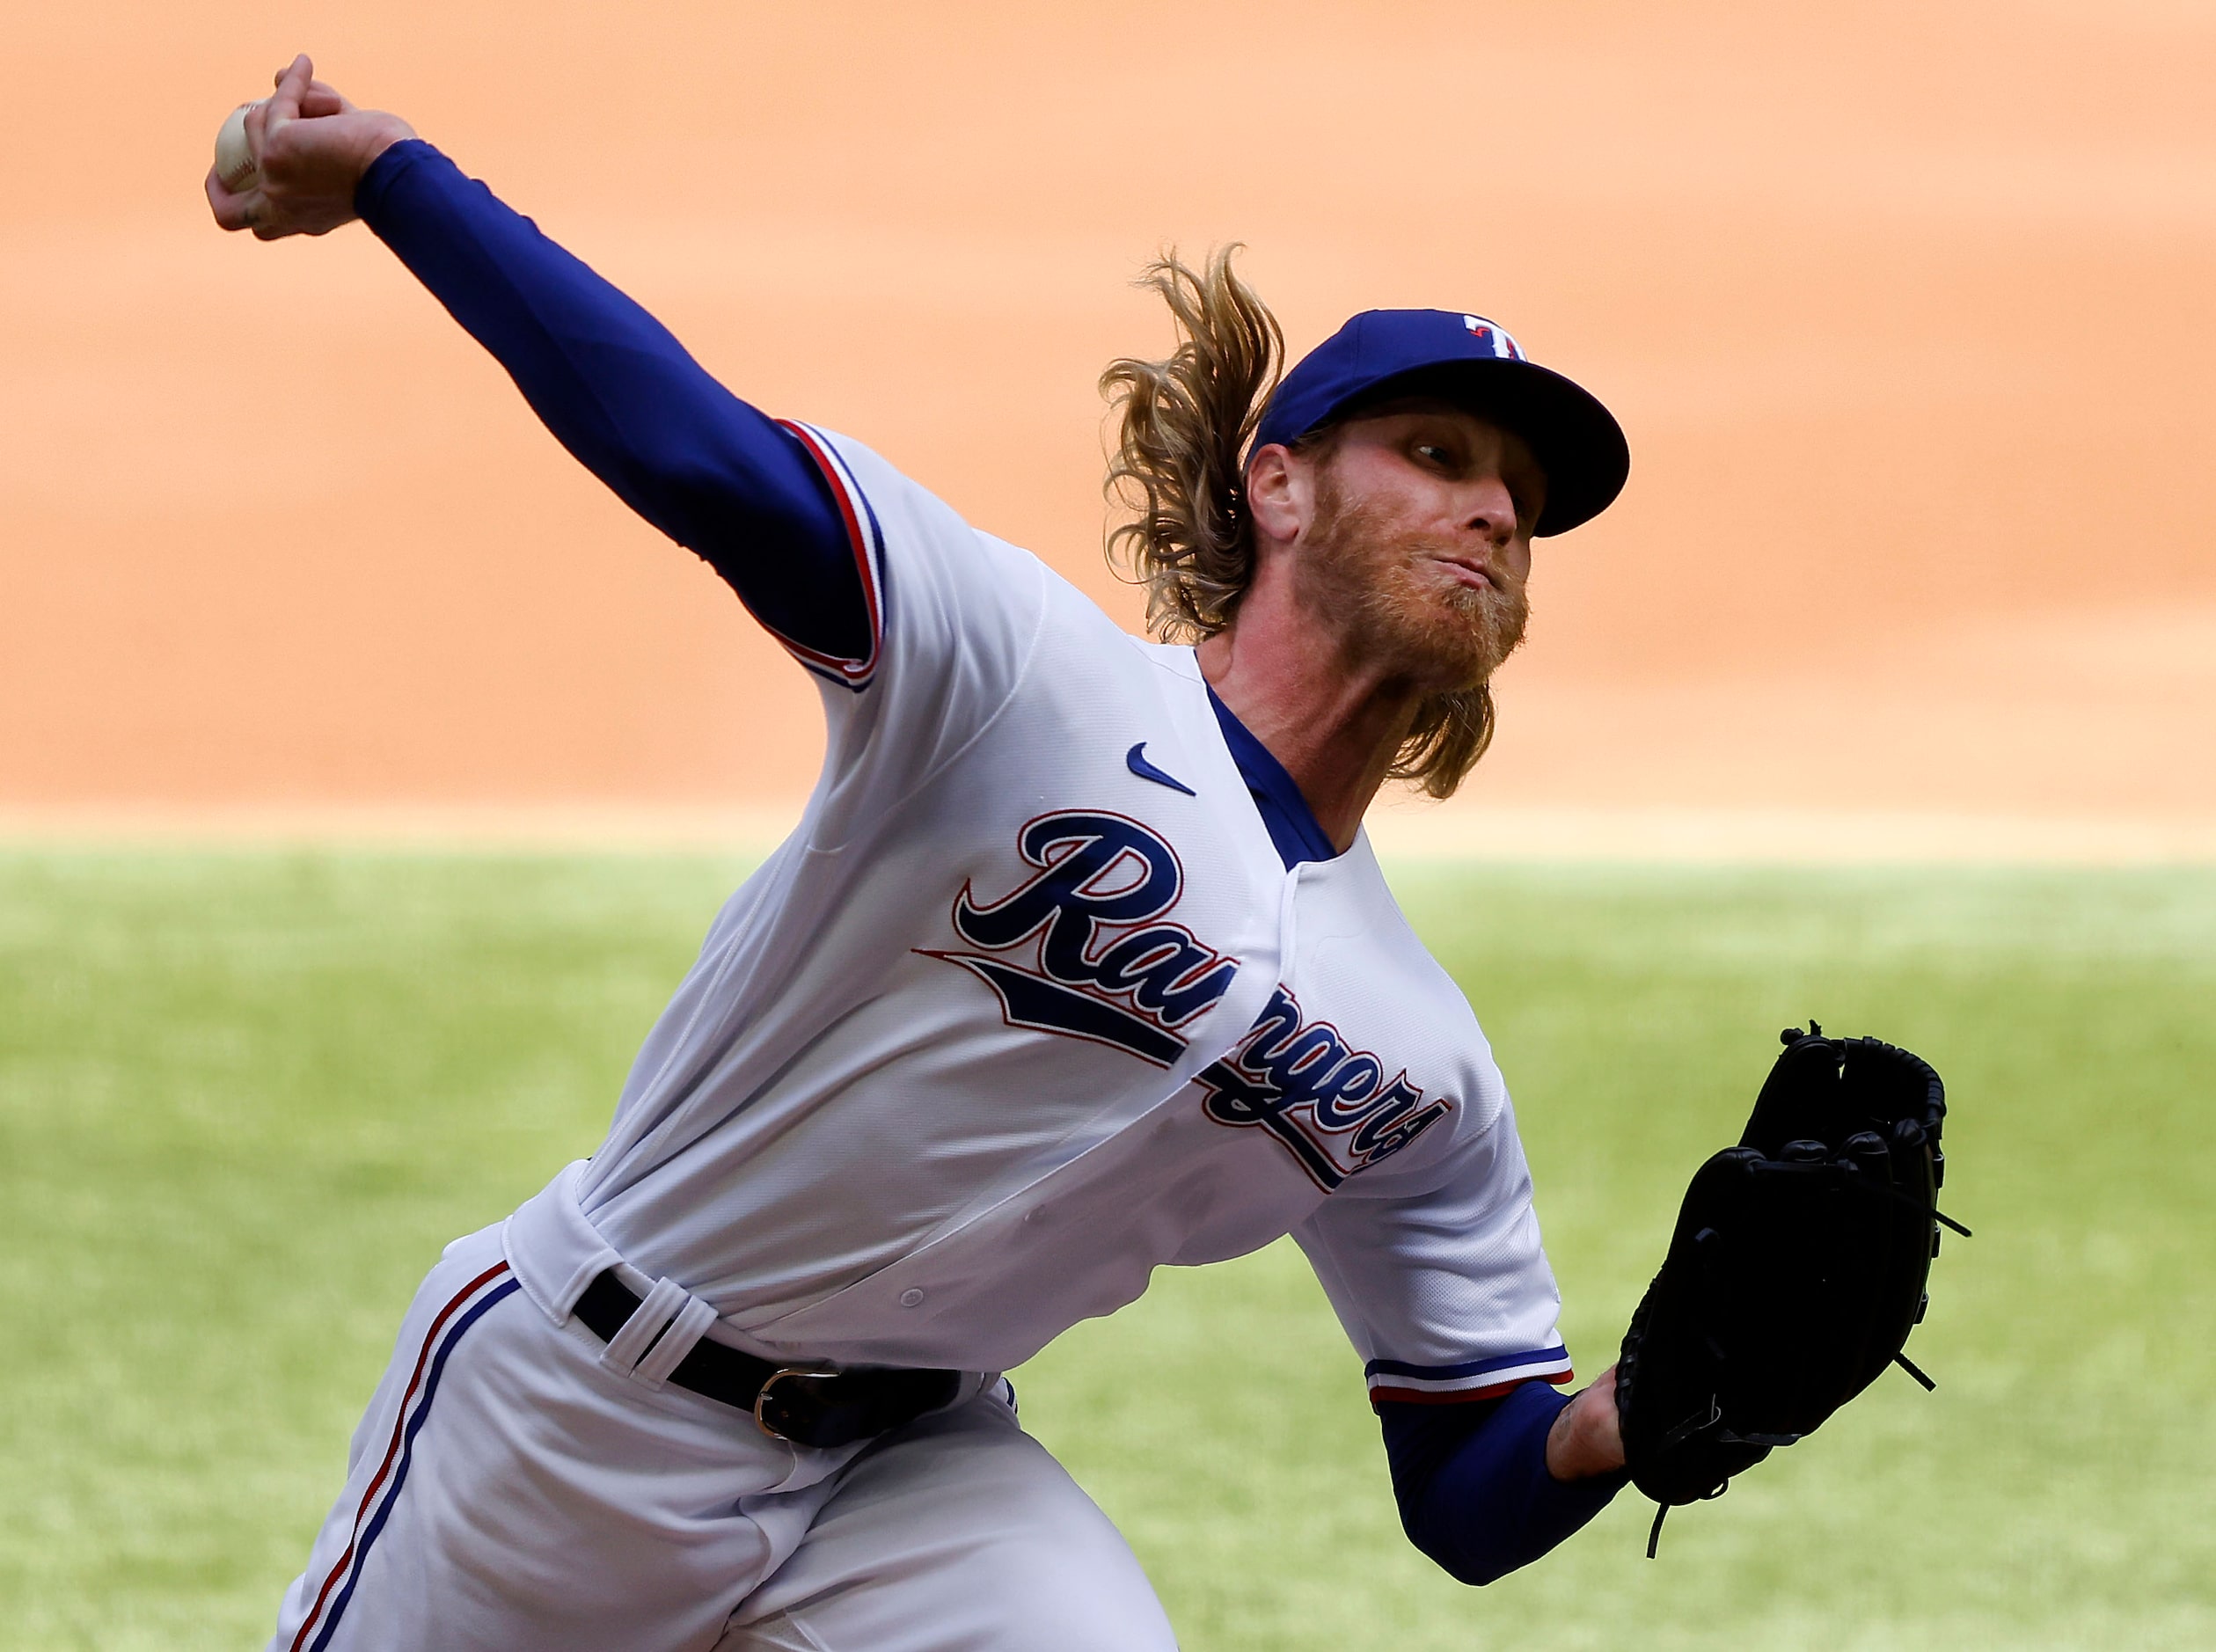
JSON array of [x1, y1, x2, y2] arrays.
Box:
[[573, 1269, 962, 1450]]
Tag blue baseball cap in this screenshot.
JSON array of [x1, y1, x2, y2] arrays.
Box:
[[1248, 309, 1629, 536]]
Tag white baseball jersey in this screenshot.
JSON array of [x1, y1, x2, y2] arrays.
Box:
[[573, 425, 1573, 1404]]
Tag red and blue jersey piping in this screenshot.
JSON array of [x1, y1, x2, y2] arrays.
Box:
[[1365, 1344, 1575, 1405], [776, 420, 887, 691]]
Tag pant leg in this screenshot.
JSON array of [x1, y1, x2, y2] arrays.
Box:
[[718, 1388, 1179, 1652], [269, 1224, 849, 1652]]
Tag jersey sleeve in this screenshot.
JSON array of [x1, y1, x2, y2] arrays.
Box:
[[784, 428, 1052, 816], [1293, 1095, 1575, 1406]]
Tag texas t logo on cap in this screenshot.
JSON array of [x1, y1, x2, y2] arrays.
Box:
[[1462, 316, 1526, 362]]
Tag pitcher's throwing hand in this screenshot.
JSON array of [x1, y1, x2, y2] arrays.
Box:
[[205, 55, 414, 239]]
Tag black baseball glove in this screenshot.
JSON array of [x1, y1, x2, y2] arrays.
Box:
[[1614, 1024, 1965, 1554]]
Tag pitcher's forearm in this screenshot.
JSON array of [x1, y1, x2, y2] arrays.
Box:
[[1382, 1379, 1627, 1587]]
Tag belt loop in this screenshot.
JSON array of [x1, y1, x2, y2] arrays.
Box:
[[501, 1160, 621, 1326], [633, 1294, 718, 1390], [599, 1276, 691, 1378]]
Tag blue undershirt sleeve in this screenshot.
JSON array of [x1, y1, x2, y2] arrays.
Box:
[[353, 139, 868, 664], [1379, 1382, 1628, 1585]]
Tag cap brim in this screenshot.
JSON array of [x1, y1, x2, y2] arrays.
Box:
[[1326, 359, 1629, 537]]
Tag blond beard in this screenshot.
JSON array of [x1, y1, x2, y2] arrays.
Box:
[[1298, 475, 1530, 694]]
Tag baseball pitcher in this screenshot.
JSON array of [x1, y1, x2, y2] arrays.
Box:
[[205, 53, 1956, 1652]]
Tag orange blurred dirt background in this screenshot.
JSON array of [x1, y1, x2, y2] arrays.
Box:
[[4, 0, 2213, 855]]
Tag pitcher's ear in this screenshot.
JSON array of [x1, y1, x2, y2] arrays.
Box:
[[1244, 443, 1309, 547]]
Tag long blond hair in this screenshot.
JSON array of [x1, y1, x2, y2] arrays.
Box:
[[1099, 247, 1497, 799]]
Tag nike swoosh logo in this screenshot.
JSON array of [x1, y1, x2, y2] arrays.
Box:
[[1126, 742, 1196, 796]]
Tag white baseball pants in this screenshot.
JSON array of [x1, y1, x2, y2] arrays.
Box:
[[269, 1168, 1178, 1651]]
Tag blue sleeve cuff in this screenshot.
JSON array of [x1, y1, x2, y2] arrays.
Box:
[[355, 135, 435, 222], [1379, 1380, 1627, 1586]]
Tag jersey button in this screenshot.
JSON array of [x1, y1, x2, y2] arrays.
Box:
[[899, 1288, 925, 1308]]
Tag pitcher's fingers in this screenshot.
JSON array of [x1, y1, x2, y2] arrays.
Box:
[[303, 78, 355, 116], [263, 54, 314, 140], [205, 168, 256, 232]]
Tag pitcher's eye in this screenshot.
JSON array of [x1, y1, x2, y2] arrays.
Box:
[[1414, 442, 1452, 467]]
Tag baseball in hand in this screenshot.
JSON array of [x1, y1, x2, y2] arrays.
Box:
[[215, 102, 261, 193]]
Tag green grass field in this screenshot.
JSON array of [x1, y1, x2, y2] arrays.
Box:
[[0, 852, 2210, 1648]]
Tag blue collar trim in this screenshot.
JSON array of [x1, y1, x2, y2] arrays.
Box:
[[1206, 686, 1340, 870]]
